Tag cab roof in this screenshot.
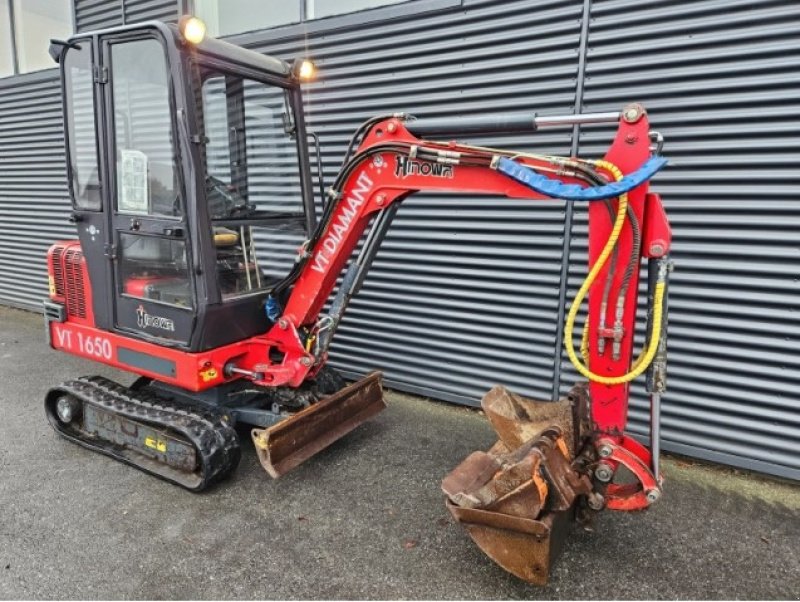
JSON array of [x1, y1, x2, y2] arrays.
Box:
[[64, 20, 291, 79]]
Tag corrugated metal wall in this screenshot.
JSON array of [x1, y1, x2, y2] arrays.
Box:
[[0, 0, 796, 480], [0, 72, 70, 308], [74, 0, 177, 31], [74, 0, 122, 31], [0, 0, 179, 307], [123, 0, 177, 24]]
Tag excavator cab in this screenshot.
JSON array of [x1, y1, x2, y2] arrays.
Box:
[[52, 20, 317, 351]]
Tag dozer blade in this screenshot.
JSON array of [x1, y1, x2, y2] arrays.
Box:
[[251, 371, 385, 478], [443, 385, 593, 584]]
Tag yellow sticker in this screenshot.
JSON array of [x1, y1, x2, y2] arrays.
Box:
[[200, 367, 218, 382], [48, 275, 56, 296], [144, 436, 167, 453]]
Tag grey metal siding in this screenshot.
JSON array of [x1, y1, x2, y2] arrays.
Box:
[[559, 0, 800, 480], [123, 0, 178, 24], [75, 0, 123, 31], [0, 0, 796, 480], [75, 0, 178, 31], [0, 72, 71, 309]]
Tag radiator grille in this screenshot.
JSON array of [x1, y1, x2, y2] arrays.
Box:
[[51, 246, 65, 298], [64, 248, 87, 319]]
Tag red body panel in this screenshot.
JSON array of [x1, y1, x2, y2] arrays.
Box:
[[48, 318, 270, 392], [124, 275, 184, 298]]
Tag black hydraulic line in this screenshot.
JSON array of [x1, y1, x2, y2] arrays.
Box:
[[600, 200, 619, 318], [340, 114, 402, 169], [272, 142, 415, 294], [571, 163, 641, 307], [316, 203, 401, 354], [618, 204, 641, 303], [578, 164, 640, 350]]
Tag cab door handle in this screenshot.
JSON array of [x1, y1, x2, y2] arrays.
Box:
[[163, 226, 184, 237]]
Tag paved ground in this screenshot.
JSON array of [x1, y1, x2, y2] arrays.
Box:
[[0, 305, 798, 599]]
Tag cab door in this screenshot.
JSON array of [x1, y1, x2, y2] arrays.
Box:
[[101, 33, 194, 345], [60, 38, 112, 330]]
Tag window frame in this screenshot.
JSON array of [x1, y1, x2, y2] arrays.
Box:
[[190, 56, 311, 301], [117, 230, 195, 310], [106, 32, 185, 221], [1, 0, 76, 78], [193, 60, 308, 223], [60, 37, 103, 212], [190, 0, 460, 41]]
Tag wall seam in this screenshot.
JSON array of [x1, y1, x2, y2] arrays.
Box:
[[551, 0, 592, 399]]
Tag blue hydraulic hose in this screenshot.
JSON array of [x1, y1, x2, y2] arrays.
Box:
[[265, 295, 282, 323], [496, 156, 668, 201]]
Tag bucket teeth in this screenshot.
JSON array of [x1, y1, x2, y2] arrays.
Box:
[[443, 384, 593, 584]]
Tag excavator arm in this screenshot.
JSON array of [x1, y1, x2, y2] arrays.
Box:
[[249, 105, 672, 583], [255, 105, 669, 426]]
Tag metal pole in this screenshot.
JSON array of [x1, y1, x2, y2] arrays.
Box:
[[240, 226, 252, 292], [552, 0, 593, 399]]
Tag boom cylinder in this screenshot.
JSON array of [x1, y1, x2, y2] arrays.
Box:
[[405, 111, 621, 137]]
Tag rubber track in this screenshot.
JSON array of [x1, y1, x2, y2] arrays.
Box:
[[45, 375, 241, 492]]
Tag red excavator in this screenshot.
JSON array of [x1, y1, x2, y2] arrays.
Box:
[[43, 17, 671, 583]]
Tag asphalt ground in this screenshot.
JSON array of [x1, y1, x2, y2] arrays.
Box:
[[1, 305, 798, 600]]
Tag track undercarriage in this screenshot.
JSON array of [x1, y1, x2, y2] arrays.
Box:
[[45, 367, 385, 490]]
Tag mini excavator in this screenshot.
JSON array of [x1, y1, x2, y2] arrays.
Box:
[[43, 18, 672, 583]]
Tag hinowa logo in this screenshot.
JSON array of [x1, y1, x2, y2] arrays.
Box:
[[136, 304, 175, 332]]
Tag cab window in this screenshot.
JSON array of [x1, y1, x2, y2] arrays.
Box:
[[110, 38, 180, 217], [63, 42, 101, 211], [195, 64, 307, 299]]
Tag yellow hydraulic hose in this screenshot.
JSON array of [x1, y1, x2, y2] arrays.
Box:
[[565, 159, 666, 385]]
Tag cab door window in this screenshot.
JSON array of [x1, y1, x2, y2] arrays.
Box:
[[118, 233, 192, 308], [109, 36, 192, 310], [110, 38, 179, 217], [63, 41, 101, 211]]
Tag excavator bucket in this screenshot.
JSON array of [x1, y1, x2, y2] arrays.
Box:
[[251, 371, 385, 478], [443, 384, 593, 584], [445, 501, 569, 586]]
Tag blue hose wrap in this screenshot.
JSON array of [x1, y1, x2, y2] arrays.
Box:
[[496, 156, 668, 201], [265, 295, 281, 323]]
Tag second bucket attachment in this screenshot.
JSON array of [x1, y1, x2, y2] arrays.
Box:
[[442, 384, 594, 584]]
